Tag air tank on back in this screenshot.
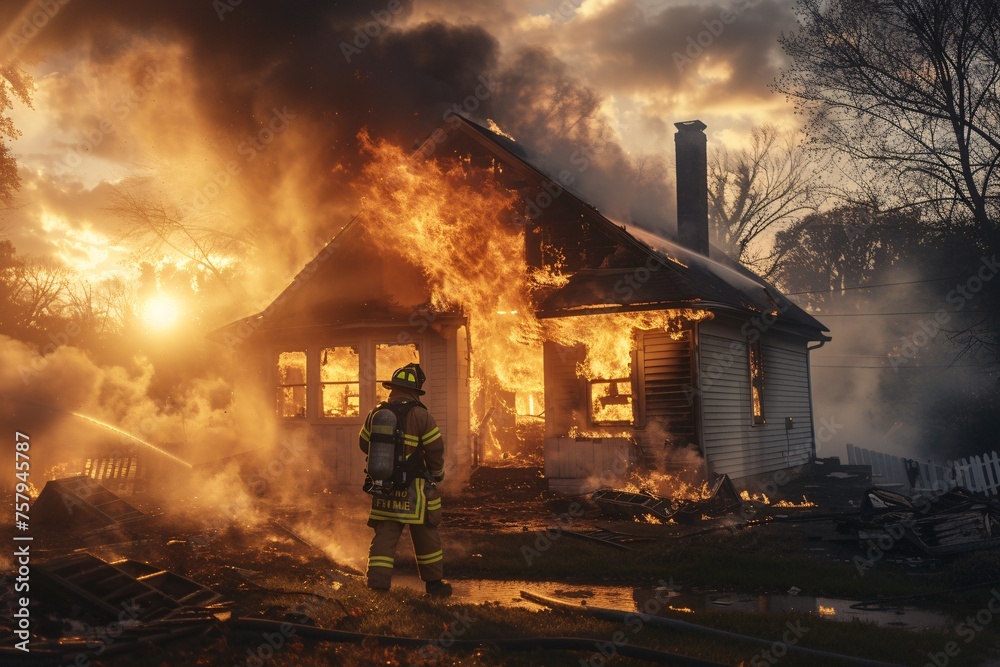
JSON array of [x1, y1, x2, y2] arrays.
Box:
[[366, 407, 397, 480]]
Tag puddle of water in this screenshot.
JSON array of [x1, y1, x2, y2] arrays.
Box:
[[391, 576, 949, 630], [652, 590, 949, 630]]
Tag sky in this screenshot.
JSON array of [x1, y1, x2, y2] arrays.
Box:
[[0, 0, 802, 309]]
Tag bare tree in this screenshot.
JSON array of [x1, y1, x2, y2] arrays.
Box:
[[708, 124, 826, 277], [776, 0, 1000, 248], [109, 180, 253, 292], [65, 275, 137, 339], [0, 243, 67, 332], [0, 64, 32, 206]]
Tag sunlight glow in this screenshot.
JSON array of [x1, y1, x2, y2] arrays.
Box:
[[142, 295, 181, 330]]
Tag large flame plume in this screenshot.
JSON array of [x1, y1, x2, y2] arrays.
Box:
[[357, 134, 714, 453]]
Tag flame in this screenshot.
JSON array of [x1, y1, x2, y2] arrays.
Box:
[[668, 605, 695, 613], [773, 496, 817, 508], [356, 133, 713, 453], [740, 490, 770, 504], [623, 469, 709, 502], [358, 132, 540, 408], [549, 310, 712, 381], [818, 605, 835, 616], [739, 490, 817, 508]]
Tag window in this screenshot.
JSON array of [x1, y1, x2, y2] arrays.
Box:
[[276, 351, 307, 418], [375, 342, 420, 403], [590, 379, 633, 425], [320, 346, 361, 417], [749, 340, 765, 425]]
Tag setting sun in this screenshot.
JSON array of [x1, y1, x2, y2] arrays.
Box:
[[142, 295, 181, 330]]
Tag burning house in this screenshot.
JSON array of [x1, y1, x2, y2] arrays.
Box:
[[211, 115, 829, 492]]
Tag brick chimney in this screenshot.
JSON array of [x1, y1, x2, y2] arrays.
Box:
[[674, 120, 709, 255]]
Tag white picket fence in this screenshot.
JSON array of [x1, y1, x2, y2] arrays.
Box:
[[845, 444, 953, 493], [953, 452, 1000, 496], [846, 444, 1000, 496]]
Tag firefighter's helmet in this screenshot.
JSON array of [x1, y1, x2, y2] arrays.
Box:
[[381, 363, 426, 395]]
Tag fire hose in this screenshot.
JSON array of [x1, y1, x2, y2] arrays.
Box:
[[0, 615, 727, 666], [520, 589, 908, 667], [230, 617, 730, 666]]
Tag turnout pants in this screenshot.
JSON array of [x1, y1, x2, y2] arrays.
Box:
[[366, 515, 443, 588]]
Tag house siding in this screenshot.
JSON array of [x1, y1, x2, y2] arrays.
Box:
[[637, 330, 695, 445], [699, 325, 814, 479]]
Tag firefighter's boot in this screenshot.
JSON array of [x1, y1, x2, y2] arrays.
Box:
[[425, 579, 453, 597]]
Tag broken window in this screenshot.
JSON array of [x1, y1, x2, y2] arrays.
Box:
[[590, 379, 633, 425], [276, 351, 307, 418], [376, 342, 420, 403], [320, 345, 360, 417], [749, 340, 765, 425]]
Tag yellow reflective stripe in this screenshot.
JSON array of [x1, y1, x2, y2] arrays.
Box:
[[427, 500, 442, 510], [368, 479, 426, 523], [422, 427, 441, 445], [403, 434, 420, 443], [360, 427, 371, 442], [416, 550, 443, 564], [368, 556, 394, 568]]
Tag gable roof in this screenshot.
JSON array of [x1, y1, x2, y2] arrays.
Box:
[[211, 114, 829, 344], [445, 114, 828, 339]]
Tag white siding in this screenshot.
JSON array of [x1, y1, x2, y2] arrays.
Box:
[[700, 331, 813, 479]]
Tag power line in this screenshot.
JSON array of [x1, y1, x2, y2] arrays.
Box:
[[815, 354, 905, 358], [784, 275, 961, 296], [810, 364, 983, 370], [810, 310, 985, 316]]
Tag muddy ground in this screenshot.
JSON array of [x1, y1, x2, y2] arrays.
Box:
[[3, 465, 1000, 666]]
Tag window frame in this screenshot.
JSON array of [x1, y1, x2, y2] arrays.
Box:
[[748, 339, 766, 426], [372, 340, 422, 406], [275, 349, 309, 420], [317, 343, 363, 420], [588, 377, 635, 427]]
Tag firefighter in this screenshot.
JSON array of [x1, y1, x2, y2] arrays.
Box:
[[358, 363, 452, 597]]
